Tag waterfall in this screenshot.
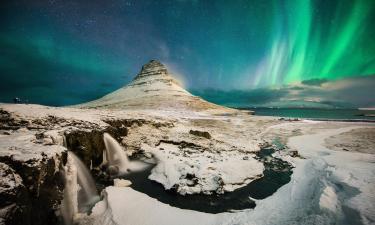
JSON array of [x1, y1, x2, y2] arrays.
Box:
[[102, 133, 150, 176], [61, 152, 99, 225], [61, 153, 78, 225], [69, 152, 99, 211], [63, 135, 67, 148], [103, 133, 130, 175]]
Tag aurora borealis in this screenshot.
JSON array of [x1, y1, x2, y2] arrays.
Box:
[[0, 0, 374, 106], [253, 0, 375, 87]]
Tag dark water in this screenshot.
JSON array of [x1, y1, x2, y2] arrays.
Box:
[[244, 108, 375, 121], [97, 148, 293, 213]]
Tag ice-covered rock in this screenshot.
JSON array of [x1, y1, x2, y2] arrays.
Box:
[[319, 185, 339, 212], [113, 179, 132, 187], [144, 142, 264, 195]]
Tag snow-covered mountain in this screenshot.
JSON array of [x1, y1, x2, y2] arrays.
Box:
[[79, 60, 234, 113]]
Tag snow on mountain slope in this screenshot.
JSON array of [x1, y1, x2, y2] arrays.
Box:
[[78, 60, 235, 113]]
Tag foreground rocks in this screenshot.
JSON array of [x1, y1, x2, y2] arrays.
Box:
[[0, 102, 270, 224], [0, 130, 66, 225], [0, 103, 273, 198], [0, 163, 26, 225]]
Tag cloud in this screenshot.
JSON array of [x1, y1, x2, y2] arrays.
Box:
[[301, 78, 328, 86]]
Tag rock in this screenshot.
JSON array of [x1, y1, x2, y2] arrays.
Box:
[[144, 152, 153, 158], [189, 130, 211, 139], [42, 137, 54, 145], [289, 150, 303, 158], [279, 117, 300, 122], [43, 130, 64, 145], [0, 163, 28, 225], [108, 166, 120, 176], [0, 131, 66, 225], [113, 179, 132, 187]]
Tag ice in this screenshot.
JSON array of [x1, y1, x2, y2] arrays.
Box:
[[319, 186, 339, 212], [92, 187, 224, 225]]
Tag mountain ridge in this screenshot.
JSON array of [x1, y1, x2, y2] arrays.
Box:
[[78, 60, 236, 113]]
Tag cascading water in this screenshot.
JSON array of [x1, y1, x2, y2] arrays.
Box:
[[102, 133, 149, 176], [61, 152, 99, 225], [61, 133, 150, 224], [61, 153, 78, 225], [102, 133, 130, 175], [63, 135, 67, 148], [69, 152, 99, 211]]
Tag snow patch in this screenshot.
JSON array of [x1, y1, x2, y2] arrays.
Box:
[[143, 143, 264, 195]]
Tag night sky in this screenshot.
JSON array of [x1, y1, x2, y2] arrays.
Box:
[[1, 0, 375, 106]]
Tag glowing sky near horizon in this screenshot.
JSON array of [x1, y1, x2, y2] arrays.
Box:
[[0, 0, 374, 105]]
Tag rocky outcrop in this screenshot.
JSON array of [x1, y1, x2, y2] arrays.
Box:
[[0, 163, 28, 225], [0, 131, 66, 225], [189, 130, 211, 139]]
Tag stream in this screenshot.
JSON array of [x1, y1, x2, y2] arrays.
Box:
[[96, 147, 293, 213]]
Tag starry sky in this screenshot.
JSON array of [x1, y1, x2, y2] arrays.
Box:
[[0, 0, 375, 106]]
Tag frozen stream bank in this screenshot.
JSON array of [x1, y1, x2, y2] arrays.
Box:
[[86, 126, 375, 225], [96, 147, 293, 213]]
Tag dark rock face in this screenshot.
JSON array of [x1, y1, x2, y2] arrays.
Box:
[[0, 153, 65, 225], [0, 110, 29, 130], [65, 118, 174, 168], [0, 107, 68, 225], [134, 60, 169, 80], [0, 163, 28, 225], [130, 59, 181, 88], [65, 129, 108, 169], [189, 130, 211, 139]]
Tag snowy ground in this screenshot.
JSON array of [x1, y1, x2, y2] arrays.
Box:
[[1, 103, 374, 225], [85, 124, 375, 225], [0, 103, 274, 195]]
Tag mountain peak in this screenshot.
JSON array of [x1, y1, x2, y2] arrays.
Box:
[[78, 60, 235, 113], [142, 59, 166, 70], [133, 60, 169, 81]]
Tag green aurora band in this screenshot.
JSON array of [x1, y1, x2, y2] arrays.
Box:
[[1, 0, 375, 106], [253, 0, 375, 87]]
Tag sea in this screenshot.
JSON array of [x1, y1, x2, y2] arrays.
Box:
[[242, 108, 375, 122]]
